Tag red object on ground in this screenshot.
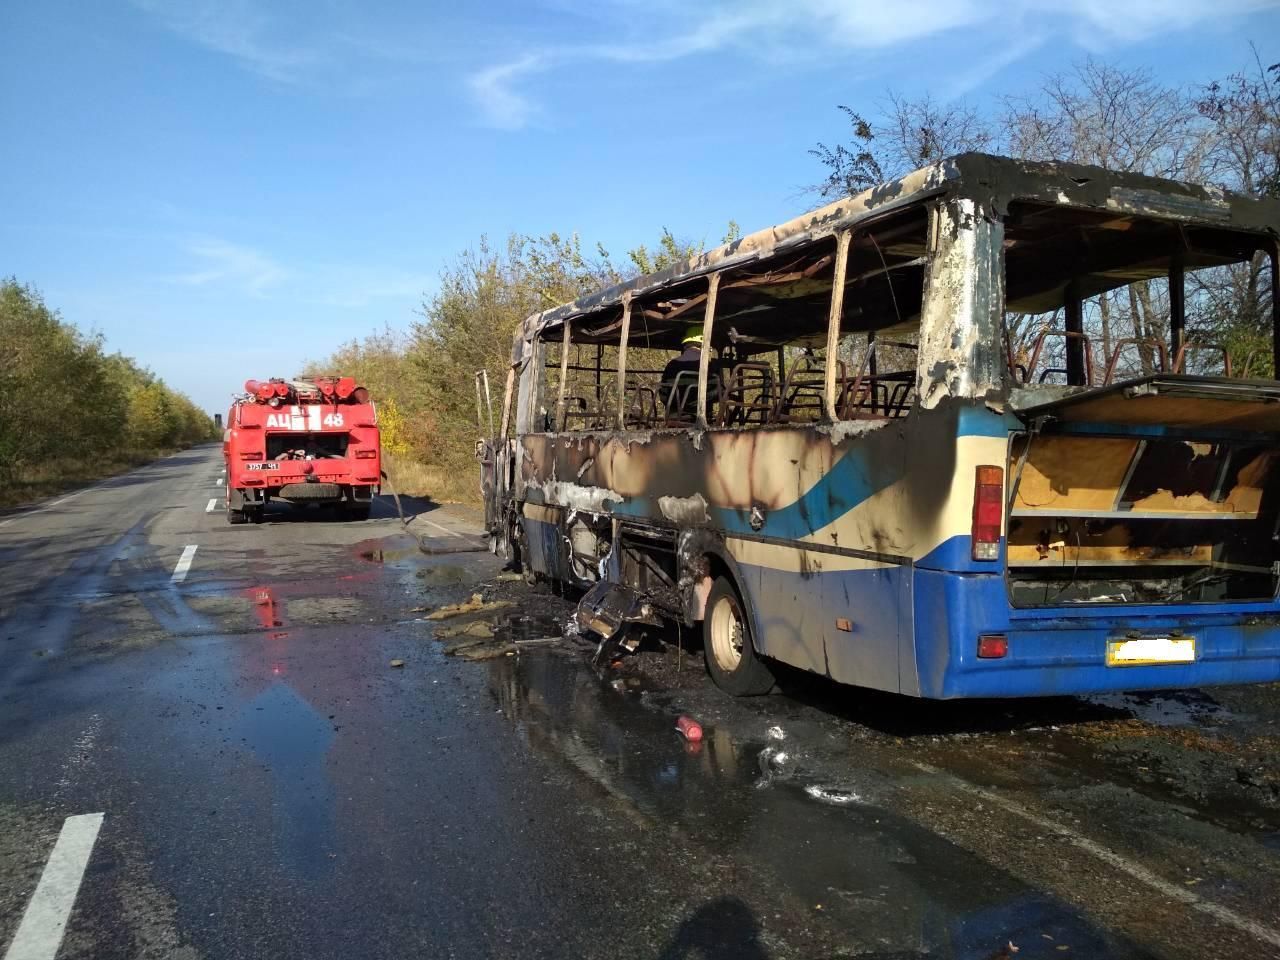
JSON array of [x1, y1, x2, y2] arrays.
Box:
[[675, 715, 703, 741]]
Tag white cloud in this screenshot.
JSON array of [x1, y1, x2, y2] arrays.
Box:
[[173, 238, 287, 295], [168, 237, 425, 307], [130, 0, 324, 82], [468, 55, 549, 131], [467, 0, 1279, 128]]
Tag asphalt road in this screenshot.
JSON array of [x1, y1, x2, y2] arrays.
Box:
[[2, 445, 1280, 959]]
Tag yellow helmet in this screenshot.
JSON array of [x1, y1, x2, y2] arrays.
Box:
[[682, 324, 704, 347]]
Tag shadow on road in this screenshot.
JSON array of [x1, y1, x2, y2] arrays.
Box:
[[656, 897, 770, 960], [769, 662, 1155, 738]]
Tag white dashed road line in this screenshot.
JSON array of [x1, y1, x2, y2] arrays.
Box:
[[170, 545, 198, 583], [911, 761, 1280, 949], [4, 812, 105, 960], [205, 499, 218, 513]]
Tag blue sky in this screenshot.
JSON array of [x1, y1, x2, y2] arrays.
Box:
[[2, 0, 1277, 415]]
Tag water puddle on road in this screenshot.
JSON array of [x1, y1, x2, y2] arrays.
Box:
[[473, 644, 1148, 958], [236, 682, 337, 879]]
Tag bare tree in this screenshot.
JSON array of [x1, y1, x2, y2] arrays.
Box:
[[810, 95, 991, 198], [812, 55, 1279, 379], [1003, 60, 1213, 179]]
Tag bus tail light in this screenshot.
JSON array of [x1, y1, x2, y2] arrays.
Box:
[[971, 464, 1004, 561], [977, 634, 1008, 658]]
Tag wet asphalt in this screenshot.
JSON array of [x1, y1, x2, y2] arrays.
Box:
[[2, 445, 1280, 959]]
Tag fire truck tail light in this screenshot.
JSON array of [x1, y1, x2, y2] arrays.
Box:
[[239, 451, 263, 460], [971, 465, 1004, 561], [355, 450, 376, 459]]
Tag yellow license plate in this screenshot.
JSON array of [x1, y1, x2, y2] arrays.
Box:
[[1106, 636, 1196, 666]]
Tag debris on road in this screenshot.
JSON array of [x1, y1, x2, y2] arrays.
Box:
[[513, 636, 561, 647], [494, 572, 523, 582], [425, 593, 515, 620], [803, 784, 861, 805], [416, 534, 490, 555], [453, 643, 516, 661], [389, 659, 405, 668], [676, 715, 704, 741], [435, 620, 496, 640]]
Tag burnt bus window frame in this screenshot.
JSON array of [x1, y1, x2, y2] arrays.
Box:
[[526, 201, 936, 438], [1001, 201, 1279, 388]]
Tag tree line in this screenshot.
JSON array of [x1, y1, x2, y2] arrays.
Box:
[[0, 279, 217, 503], [811, 53, 1279, 379], [314, 51, 1277, 504], [305, 230, 725, 501]]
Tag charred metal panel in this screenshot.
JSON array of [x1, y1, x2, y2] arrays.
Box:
[[918, 198, 1005, 409]]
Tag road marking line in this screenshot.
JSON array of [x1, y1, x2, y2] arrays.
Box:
[[4, 812, 104, 960], [911, 761, 1280, 949], [205, 499, 218, 513], [171, 545, 198, 583]]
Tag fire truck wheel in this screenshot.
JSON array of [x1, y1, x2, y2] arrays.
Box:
[[703, 575, 775, 696], [227, 504, 247, 525], [346, 503, 371, 521]]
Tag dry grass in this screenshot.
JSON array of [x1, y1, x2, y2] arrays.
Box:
[[0, 450, 177, 509], [381, 451, 480, 505]]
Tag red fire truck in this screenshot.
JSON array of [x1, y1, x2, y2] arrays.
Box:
[[223, 376, 381, 524]]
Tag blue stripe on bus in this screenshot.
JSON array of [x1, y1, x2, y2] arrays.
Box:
[[709, 444, 890, 538], [612, 407, 1014, 538], [1044, 420, 1270, 442], [956, 405, 1015, 438]]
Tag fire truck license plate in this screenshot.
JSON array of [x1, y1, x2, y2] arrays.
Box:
[[245, 463, 279, 471]]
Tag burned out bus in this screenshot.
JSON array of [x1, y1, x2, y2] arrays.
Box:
[[478, 153, 1280, 699]]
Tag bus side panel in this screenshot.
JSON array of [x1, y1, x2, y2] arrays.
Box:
[[725, 540, 832, 677], [823, 562, 910, 693], [725, 538, 908, 692]]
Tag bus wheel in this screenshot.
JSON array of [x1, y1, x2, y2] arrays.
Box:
[[703, 575, 774, 696]]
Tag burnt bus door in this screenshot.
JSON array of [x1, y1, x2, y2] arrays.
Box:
[[475, 367, 519, 559]]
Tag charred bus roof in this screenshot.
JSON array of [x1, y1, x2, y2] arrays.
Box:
[[517, 152, 1280, 352]]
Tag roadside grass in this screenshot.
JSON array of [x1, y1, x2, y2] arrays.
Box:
[[0, 449, 189, 509], [381, 451, 478, 505]]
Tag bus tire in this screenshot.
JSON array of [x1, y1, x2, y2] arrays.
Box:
[[703, 575, 774, 696]]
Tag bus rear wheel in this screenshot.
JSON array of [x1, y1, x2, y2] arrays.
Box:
[[703, 575, 774, 696]]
